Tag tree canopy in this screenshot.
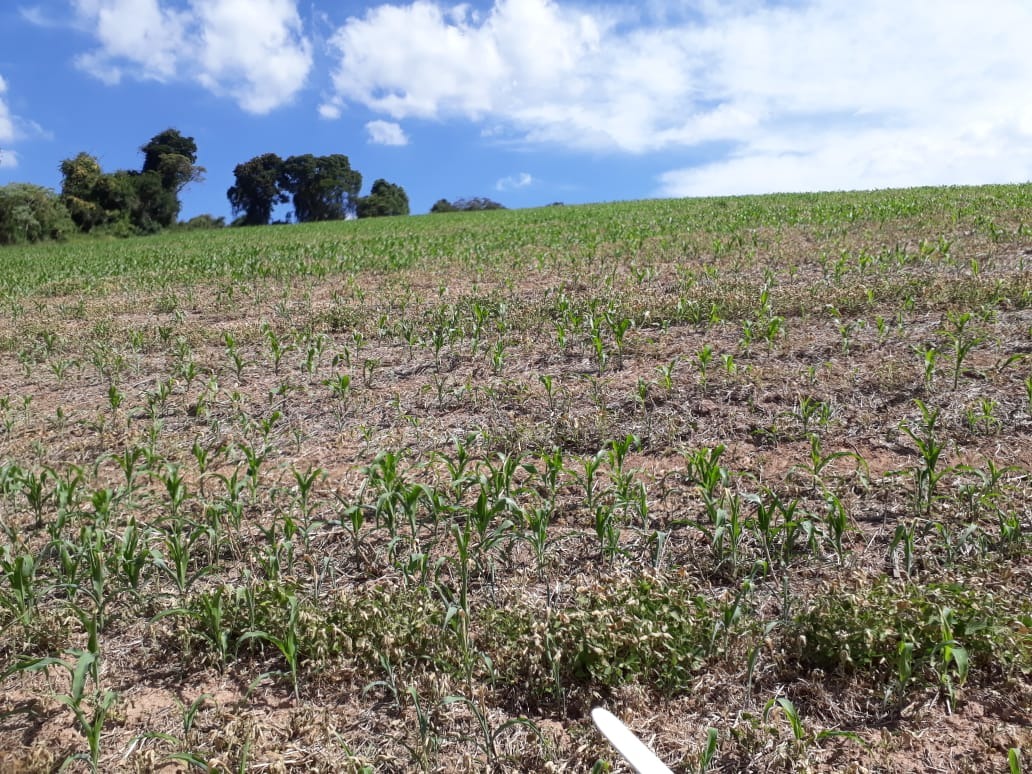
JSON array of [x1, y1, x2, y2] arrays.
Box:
[[57, 128, 203, 235], [141, 128, 204, 194], [227, 153, 288, 226], [0, 183, 76, 245], [356, 179, 410, 218], [226, 153, 367, 225], [279, 154, 362, 222]]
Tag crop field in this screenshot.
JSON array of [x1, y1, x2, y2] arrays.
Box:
[[0, 185, 1031, 772]]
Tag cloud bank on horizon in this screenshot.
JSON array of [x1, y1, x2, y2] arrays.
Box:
[[8, 0, 1032, 197]]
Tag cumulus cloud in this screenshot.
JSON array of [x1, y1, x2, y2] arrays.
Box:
[[69, 0, 312, 113], [324, 0, 1032, 194], [318, 100, 343, 120], [0, 74, 51, 169], [0, 76, 14, 146], [496, 171, 532, 191], [365, 119, 408, 146]]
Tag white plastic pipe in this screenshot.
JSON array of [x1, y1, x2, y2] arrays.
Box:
[[591, 707, 674, 774]]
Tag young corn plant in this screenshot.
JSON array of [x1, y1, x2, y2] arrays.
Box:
[[684, 445, 728, 494], [261, 322, 294, 376], [520, 505, 567, 580], [606, 310, 633, 369], [574, 449, 607, 514], [223, 331, 248, 382], [0, 544, 38, 627], [239, 591, 303, 700], [20, 465, 54, 530], [157, 585, 233, 668], [588, 314, 609, 375], [695, 344, 714, 392], [290, 463, 325, 522], [932, 606, 970, 712], [792, 434, 866, 492], [593, 504, 621, 564], [17, 650, 118, 774], [113, 517, 150, 595], [706, 492, 749, 576], [900, 400, 949, 517], [441, 694, 543, 769], [915, 343, 939, 392], [821, 490, 852, 562], [941, 310, 985, 389], [965, 398, 1001, 435], [793, 396, 833, 437]]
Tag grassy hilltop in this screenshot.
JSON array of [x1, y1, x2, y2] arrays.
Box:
[[1, 184, 1030, 771]]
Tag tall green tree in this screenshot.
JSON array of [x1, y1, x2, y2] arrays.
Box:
[[141, 128, 204, 194], [227, 153, 287, 226], [356, 179, 410, 218], [59, 152, 106, 231], [138, 128, 204, 227], [279, 154, 361, 222]]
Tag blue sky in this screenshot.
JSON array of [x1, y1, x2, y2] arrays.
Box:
[[2, 0, 1032, 221]]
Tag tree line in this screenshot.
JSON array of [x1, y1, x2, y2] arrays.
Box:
[[0, 128, 206, 244], [226, 152, 410, 225], [1, 127, 506, 246]]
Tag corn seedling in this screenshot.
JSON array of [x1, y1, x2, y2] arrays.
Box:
[[915, 343, 939, 391], [890, 521, 918, 578], [1009, 748, 1024, 774], [821, 490, 852, 562], [261, 322, 294, 375], [606, 310, 633, 368], [157, 586, 232, 667], [793, 396, 833, 436], [941, 310, 985, 389], [695, 344, 714, 391], [1, 545, 38, 627], [900, 400, 949, 517], [763, 696, 805, 746], [793, 434, 866, 490], [442, 694, 543, 768], [965, 397, 1001, 435], [16, 650, 117, 773], [696, 728, 719, 773], [932, 606, 970, 711], [239, 590, 303, 699], [490, 338, 506, 374]]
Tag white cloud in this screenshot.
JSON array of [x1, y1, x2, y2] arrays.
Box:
[[365, 119, 408, 146], [0, 74, 51, 169], [72, 0, 188, 83], [70, 0, 312, 114], [0, 75, 14, 145], [496, 171, 532, 191], [192, 0, 312, 114], [324, 0, 1032, 194], [318, 100, 343, 120]]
